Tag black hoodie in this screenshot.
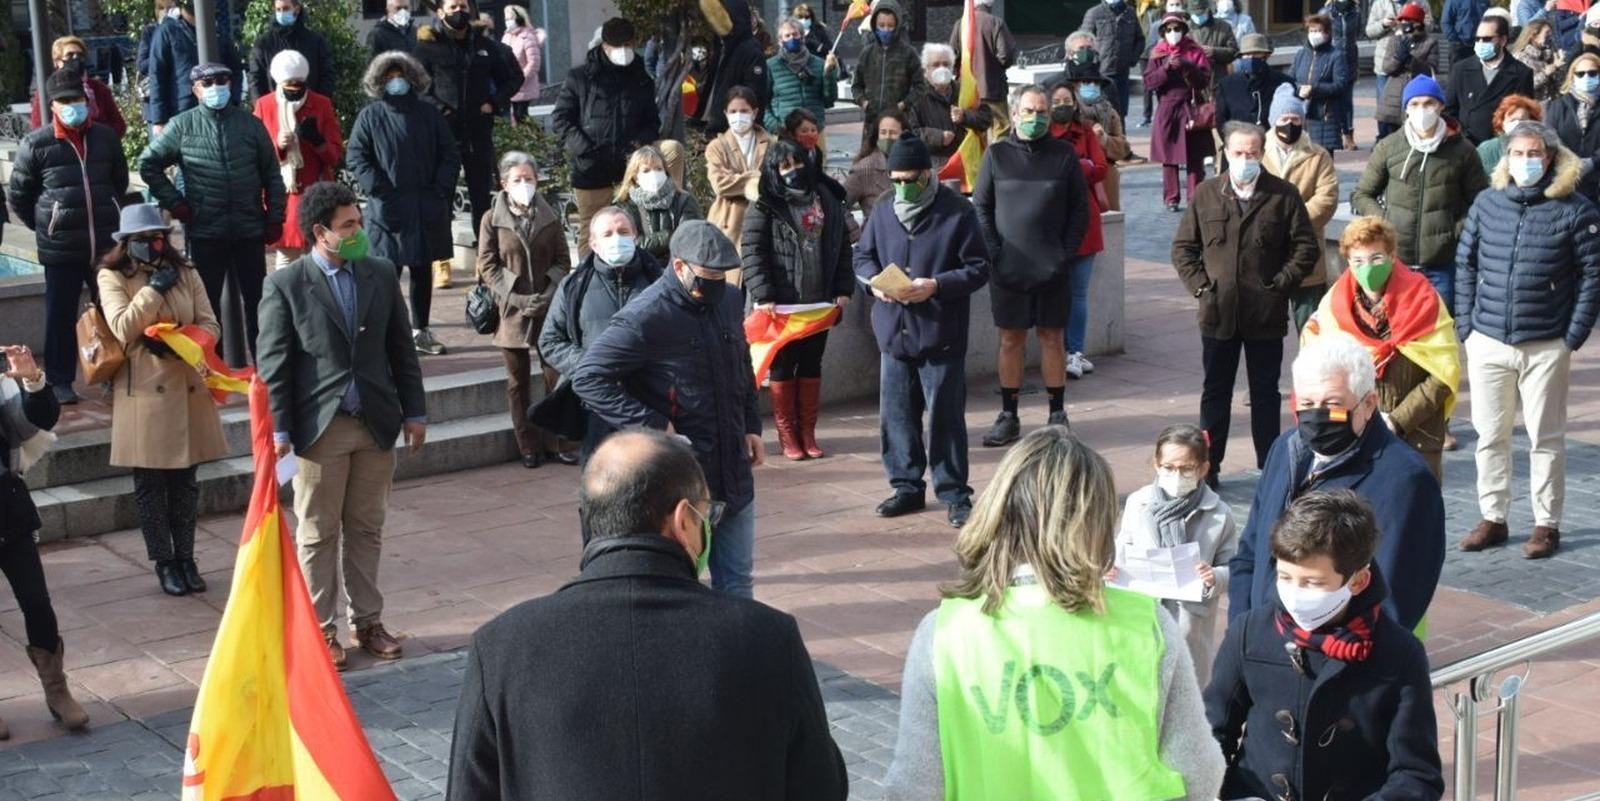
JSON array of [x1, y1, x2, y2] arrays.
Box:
[[248, 10, 335, 98], [703, 0, 772, 135]]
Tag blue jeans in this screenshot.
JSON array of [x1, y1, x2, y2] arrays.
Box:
[[710, 500, 755, 599], [1064, 254, 1095, 354], [879, 353, 972, 506], [1112, 71, 1132, 120], [1417, 263, 1455, 312]]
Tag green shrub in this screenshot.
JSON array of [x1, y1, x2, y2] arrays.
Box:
[[240, 0, 369, 134], [115, 81, 150, 171], [493, 116, 570, 200]]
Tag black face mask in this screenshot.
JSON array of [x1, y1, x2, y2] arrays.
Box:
[[128, 238, 166, 266], [1050, 104, 1077, 124], [1297, 406, 1361, 456], [282, 86, 307, 101], [688, 275, 727, 305], [445, 9, 471, 29], [781, 168, 809, 191], [1276, 122, 1303, 144]]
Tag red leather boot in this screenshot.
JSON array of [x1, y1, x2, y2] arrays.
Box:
[[769, 380, 806, 460], [797, 377, 825, 458]]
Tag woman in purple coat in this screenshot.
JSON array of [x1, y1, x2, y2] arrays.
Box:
[[1144, 13, 1214, 212]]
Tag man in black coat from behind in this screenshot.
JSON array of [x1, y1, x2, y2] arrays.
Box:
[[446, 429, 848, 801]]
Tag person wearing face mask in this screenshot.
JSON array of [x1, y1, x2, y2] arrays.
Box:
[[1213, 0, 1255, 36], [851, 0, 926, 120], [946, 0, 1018, 140], [1114, 424, 1237, 686], [138, 62, 286, 366], [1543, 55, 1600, 201], [248, 0, 334, 99], [704, 86, 774, 254], [1260, 84, 1340, 332], [764, 18, 840, 138], [791, 3, 834, 59], [1173, 122, 1319, 484], [500, 5, 546, 123], [145, 0, 244, 131], [137, 0, 175, 100], [615, 145, 703, 262], [96, 205, 227, 598], [1476, 94, 1541, 173], [1373, 2, 1437, 139], [843, 110, 910, 230], [1054, 60, 1133, 209], [1144, 14, 1213, 211], [1353, 74, 1488, 313], [1456, 121, 1600, 559], [1303, 217, 1460, 481], [1046, 83, 1108, 380], [1445, 17, 1535, 145], [1510, 20, 1565, 102], [1287, 15, 1352, 153], [252, 50, 345, 272], [1079, 0, 1146, 117], [27, 37, 126, 138], [572, 222, 766, 599], [1209, 490, 1445, 801], [1440, 0, 1490, 59], [740, 142, 854, 461], [1136, 0, 1185, 127], [1367, 0, 1434, 130], [1317, 0, 1362, 150], [345, 52, 461, 356], [778, 108, 849, 208], [1214, 33, 1292, 132], [906, 44, 993, 163], [367, 0, 417, 55], [1228, 336, 1445, 634], [476, 151, 574, 469], [8, 67, 130, 403], [1182, 0, 1236, 90]]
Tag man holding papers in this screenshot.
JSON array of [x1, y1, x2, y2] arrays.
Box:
[[853, 132, 991, 527]]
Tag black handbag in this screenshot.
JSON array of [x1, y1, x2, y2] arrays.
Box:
[[466, 280, 499, 335], [528, 380, 589, 441]]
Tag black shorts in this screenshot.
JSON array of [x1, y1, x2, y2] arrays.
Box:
[[990, 275, 1071, 330]]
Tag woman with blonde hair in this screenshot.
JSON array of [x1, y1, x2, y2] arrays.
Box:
[[614, 145, 703, 261], [1511, 18, 1564, 102], [1544, 52, 1600, 201], [883, 427, 1225, 800]]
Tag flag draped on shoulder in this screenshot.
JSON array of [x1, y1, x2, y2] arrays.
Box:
[[746, 303, 841, 388], [181, 379, 395, 801], [938, 0, 986, 192]]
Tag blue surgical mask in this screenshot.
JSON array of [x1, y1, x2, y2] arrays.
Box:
[[1581, 75, 1600, 96], [782, 37, 804, 53], [1237, 57, 1261, 74], [798, 17, 812, 32], [1191, 12, 1210, 25], [1229, 156, 1260, 186], [596, 234, 636, 266], [875, 27, 895, 44], [385, 76, 410, 96], [56, 101, 89, 127], [1509, 155, 1546, 187], [201, 84, 230, 110], [275, 9, 296, 25], [1078, 83, 1103, 103], [1475, 40, 1499, 61]]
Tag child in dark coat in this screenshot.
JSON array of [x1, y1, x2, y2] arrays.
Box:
[[1206, 490, 1444, 801]]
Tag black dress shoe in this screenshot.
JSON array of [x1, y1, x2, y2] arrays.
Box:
[[875, 493, 926, 518], [180, 559, 207, 593], [156, 562, 187, 596], [1047, 410, 1070, 428], [947, 500, 973, 528], [982, 412, 1021, 448], [547, 450, 580, 466], [521, 452, 544, 469], [51, 384, 80, 405]]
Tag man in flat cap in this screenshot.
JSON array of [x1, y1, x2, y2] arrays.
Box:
[[572, 220, 765, 598]]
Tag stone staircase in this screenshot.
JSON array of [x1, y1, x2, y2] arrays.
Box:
[[25, 367, 526, 543]]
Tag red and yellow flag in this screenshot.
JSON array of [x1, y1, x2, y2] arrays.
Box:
[[144, 322, 253, 404], [181, 379, 396, 801], [938, 0, 986, 192], [746, 303, 840, 388]]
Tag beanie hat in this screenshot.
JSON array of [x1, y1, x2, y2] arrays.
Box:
[[1397, 2, 1425, 23], [887, 131, 932, 171], [269, 49, 310, 85], [1269, 83, 1305, 122], [1402, 74, 1445, 107], [1586, 3, 1600, 26], [45, 66, 86, 103], [601, 17, 635, 46]]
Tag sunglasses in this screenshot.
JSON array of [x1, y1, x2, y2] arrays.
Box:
[[1576, 70, 1600, 78], [1474, 35, 1499, 42], [198, 76, 230, 87]]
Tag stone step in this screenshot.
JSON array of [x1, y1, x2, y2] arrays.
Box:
[[29, 409, 522, 544], [25, 367, 512, 491]]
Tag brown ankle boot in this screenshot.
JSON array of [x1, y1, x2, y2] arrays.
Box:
[[768, 380, 805, 460], [1523, 526, 1560, 559], [27, 640, 88, 731], [797, 378, 825, 458], [1459, 519, 1509, 552]]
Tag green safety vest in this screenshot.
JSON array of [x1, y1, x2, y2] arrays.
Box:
[[933, 585, 1188, 801]]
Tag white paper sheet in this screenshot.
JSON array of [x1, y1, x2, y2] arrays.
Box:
[[276, 452, 299, 486], [1110, 541, 1205, 603]]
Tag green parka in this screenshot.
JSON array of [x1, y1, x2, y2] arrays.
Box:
[[138, 103, 286, 241], [1351, 122, 1488, 268], [765, 51, 838, 132]]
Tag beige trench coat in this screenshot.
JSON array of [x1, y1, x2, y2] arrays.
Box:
[[705, 127, 773, 265]]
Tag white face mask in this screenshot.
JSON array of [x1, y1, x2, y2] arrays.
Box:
[[606, 46, 636, 67], [1509, 155, 1546, 187], [691, 46, 708, 61], [727, 110, 754, 134], [595, 234, 636, 266], [1155, 469, 1199, 497], [1229, 156, 1261, 186], [505, 17, 518, 28], [1165, 30, 1183, 46], [636, 169, 669, 192], [507, 181, 537, 207], [1406, 105, 1441, 133], [1277, 581, 1353, 631], [1307, 31, 1327, 47], [1218, 0, 1234, 12], [390, 8, 410, 26], [930, 66, 955, 85]]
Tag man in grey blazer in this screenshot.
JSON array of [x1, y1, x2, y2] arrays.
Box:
[[257, 181, 427, 671]]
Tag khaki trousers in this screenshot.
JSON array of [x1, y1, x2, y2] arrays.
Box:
[[985, 99, 1010, 142], [1465, 333, 1571, 527], [574, 138, 686, 257], [292, 414, 398, 634]]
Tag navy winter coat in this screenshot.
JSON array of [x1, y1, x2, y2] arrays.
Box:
[[1456, 149, 1600, 351], [1207, 571, 1445, 801], [571, 275, 763, 510], [1214, 66, 1294, 129], [345, 93, 462, 268], [1542, 93, 1600, 201], [8, 123, 129, 269], [1320, 0, 1363, 61], [1441, 0, 1490, 45], [1229, 423, 1445, 632], [248, 14, 335, 98], [1288, 41, 1352, 151], [852, 185, 991, 361], [145, 16, 243, 125]]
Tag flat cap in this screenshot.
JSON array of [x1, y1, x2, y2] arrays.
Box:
[[189, 62, 232, 82], [669, 220, 740, 270]]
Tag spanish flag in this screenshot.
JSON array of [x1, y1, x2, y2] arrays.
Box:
[[181, 379, 396, 801], [1302, 260, 1460, 418], [938, 0, 986, 192], [144, 322, 253, 404], [746, 303, 840, 388]]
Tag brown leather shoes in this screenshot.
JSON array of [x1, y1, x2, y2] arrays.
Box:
[[1460, 519, 1509, 552], [1524, 526, 1561, 559], [326, 633, 347, 672], [353, 623, 402, 660]]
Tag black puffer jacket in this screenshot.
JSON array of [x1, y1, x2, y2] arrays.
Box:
[[414, 20, 520, 119], [972, 134, 1089, 291], [1456, 148, 1600, 351], [1543, 92, 1600, 201], [8, 123, 129, 269], [137, 103, 286, 241], [248, 13, 335, 97], [551, 46, 662, 190], [740, 166, 854, 305], [703, 0, 771, 136], [346, 90, 461, 268], [571, 274, 763, 510]]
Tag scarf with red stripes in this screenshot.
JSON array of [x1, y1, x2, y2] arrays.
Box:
[[1275, 602, 1380, 662]]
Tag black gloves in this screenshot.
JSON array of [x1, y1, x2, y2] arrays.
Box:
[[147, 266, 180, 294], [144, 336, 177, 359], [296, 118, 325, 146]]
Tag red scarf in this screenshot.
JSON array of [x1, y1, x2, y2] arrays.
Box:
[[53, 117, 86, 159], [1275, 603, 1379, 662], [1327, 261, 1439, 377]]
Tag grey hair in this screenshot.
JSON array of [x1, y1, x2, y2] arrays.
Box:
[[1293, 334, 1377, 400], [1009, 82, 1048, 109], [1065, 31, 1095, 51], [1221, 120, 1266, 150], [1506, 119, 1562, 155], [362, 51, 430, 97], [498, 150, 537, 180], [777, 16, 804, 37], [921, 42, 956, 68]]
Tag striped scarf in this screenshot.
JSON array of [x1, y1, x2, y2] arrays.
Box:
[[1274, 602, 1379, 662]]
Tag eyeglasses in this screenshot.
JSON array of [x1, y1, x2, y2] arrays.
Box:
[[689, 500, 727, 528], [1576, 70, 1600, 78], [1474, 35, 1499, 42], [198, 76, 230, 87]]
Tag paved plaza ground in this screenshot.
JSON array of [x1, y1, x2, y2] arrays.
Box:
[[2, 89, 1599, 800]]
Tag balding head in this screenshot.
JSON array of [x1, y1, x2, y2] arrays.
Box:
[[580, 429, 709, 542], [589, 206, 634, 240]]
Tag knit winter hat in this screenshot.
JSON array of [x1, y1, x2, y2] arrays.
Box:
[[1402, 74, 1445, 106], [887, 131, 933, 171], [269, 49, 310, 84], [1269, 83, 1305, 121]]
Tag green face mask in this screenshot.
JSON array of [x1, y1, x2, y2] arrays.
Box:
[[1352, 259, 1393, 293], [694, 516, 714, 576], [1017, 115, 1050, 140], [894, 176, 926, 202], [877, 136, 896, 156], [334, 228, 370, 261]]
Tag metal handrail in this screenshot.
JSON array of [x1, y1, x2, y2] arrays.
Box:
[[1429, 611, 1600, 801]]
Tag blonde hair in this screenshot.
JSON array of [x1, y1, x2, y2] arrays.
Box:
[[52, 36, 87, 64], [942, 427, 1119, 616], [1338, 215, 1399, 261], [613, 145, 673, 202], [1563, 52, 1600, 93]]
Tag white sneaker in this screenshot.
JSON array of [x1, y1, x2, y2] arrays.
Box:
[[1074, 352, 1095, 374], [1065, 352, 1085, 379]]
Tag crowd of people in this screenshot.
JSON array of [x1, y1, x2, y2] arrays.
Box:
[[0, 0, 1597, 798]]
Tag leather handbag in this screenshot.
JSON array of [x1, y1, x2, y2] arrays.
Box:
[[76, 301, 124, 385], [465, 280, 499, 335], [1189, 88, 1216, 132]]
